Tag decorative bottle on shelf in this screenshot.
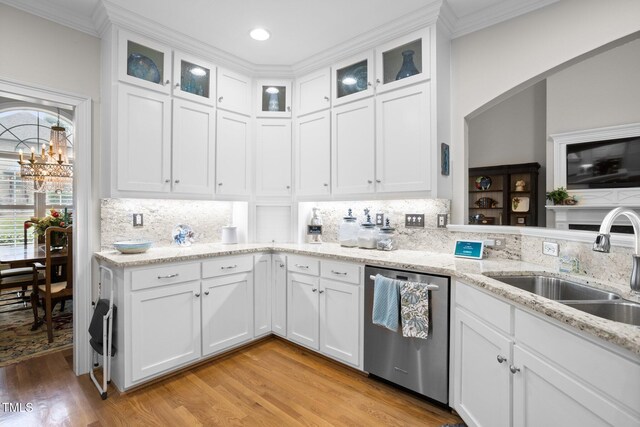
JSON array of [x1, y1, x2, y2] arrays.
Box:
[[338, 208, 359, 247], [357, 209, 378, 249], [395, 50, 419, 80]]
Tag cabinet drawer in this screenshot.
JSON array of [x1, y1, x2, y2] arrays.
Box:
[[456, 282, 511, 334], [287, 255, 320, 276], [131, 263, 200, 291], [321, 261, 361, 285], [515, 309, 640, 412], [202, 255, 253, 278]]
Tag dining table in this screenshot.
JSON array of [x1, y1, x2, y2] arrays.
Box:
[[0, 244, 66, 268]]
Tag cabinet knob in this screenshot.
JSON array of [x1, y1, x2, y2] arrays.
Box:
[[279, 264, 285, 268], [286, 106, 291, 112], [218, 182, 223, 186], [312, 288, 317, 292], [204, 290, 209, 296], [286, 185, 290, 189], [376, 78, 381, 84], [367, 180, 373, 184], [376, 179, 381, 183], [319, 290, 324, 294], [174, 179, 180, 184], [164, 80, 170, 85], [218, 96, 223, 102], [195, 293, 201, 297], [175, 83, 180, 88], [496, 355, 507, 364], [323, 96, 329, 101], [509, 365, 521, 374], [323, 183, 328, 187], [164, 179, 170, 183], [367, 81, 372, 87]]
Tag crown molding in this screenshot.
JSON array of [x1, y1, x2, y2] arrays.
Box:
[[0, 0, 99, 37], [450, 0, 560, 39]]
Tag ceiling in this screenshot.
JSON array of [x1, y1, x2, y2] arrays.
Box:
[[1, 0, 558, 67]]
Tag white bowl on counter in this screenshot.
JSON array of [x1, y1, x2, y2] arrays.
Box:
[[113, 240, 153, 254]]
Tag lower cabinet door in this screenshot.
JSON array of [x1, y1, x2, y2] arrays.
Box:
[[131, 281, 201, 383], [287, 273, 319, 349], [271, 255, 287, 337], [253, 254, 272, 337], [512, 345, 640, 427], [319, 278, 360, 366], [202, 272, 254, 356], [453, 308, 511, 427]]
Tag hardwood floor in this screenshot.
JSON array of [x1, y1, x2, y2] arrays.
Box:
[[0, 337, 463, 426]]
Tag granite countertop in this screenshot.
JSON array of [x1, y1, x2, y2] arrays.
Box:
[[94, 243, 640, 357]]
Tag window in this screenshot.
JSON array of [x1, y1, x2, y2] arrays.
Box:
[[0, 107, 73, 246]]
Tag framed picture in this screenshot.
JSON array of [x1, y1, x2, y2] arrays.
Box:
[[441, 143, 450, 176]]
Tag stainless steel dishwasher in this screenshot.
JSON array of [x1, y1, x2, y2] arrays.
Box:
[[364, 265, 450, 405]]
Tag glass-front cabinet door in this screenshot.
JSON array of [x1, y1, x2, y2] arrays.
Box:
[[375, 28, 430, 94], [118, 29, 172, 94], [173, 52, 216, 106], [256, 80, 292, 117], [332, 52, 374, 106]]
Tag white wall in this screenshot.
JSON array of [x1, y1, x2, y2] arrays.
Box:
[[450, 0, 640, 224]]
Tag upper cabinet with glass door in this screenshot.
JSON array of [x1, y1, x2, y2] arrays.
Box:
[[332, 52, 374, 106], [375, 28, 430, 94], [256, 80, 292, 118], [172, 52, 216, 106], [118, 29, 172, 94]]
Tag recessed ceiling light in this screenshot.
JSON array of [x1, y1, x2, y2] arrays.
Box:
[[189, 67, 207, 77], [250, 28, 270, 41]]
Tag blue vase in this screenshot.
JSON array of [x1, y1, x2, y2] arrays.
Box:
[[268, 92, 280, 111], [395, 50, 419, 80]]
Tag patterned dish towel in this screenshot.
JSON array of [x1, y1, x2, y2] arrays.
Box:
[[400, 281, 430, 339], [372, 274, 400, 331]]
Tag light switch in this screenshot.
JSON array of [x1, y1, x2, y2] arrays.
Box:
[[133, 213, 144, 227]]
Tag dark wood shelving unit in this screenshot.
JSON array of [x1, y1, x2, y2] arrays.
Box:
[[469, 162, 540, 226]]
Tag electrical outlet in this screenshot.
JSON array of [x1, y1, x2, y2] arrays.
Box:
[[542, 241, 559, 257], [133, 213, 144, 227], [494, 238, 504, 247], [437, 214, 447, 228], [375, 213, 384, 226], [405, 214, 425, 228]]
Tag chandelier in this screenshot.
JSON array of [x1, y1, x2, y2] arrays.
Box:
[[18, 109, 73, 193]]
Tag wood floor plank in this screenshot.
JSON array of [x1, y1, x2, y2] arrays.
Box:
[[1, 338, 463, 426]]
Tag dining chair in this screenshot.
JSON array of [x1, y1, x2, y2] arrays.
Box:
[[30, 226, 73, 342]]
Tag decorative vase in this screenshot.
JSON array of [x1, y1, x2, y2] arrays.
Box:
[[268, 92, 280, 111], [395, 50, 419, 80], [49, 231, 67, 250]]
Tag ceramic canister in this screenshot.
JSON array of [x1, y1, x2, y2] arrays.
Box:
[[221, 226, 238, 244]]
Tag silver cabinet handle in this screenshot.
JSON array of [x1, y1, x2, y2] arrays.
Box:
[[287, 106, 291, 112], [509, 365, 520, 374], [204, 290, 209, 296], [295, 264, 309, 269], [311, 288, 317, 292], [497, 355, 507, 364], [174, 179, 180, 184], [323, 183, 328, 187], [279, 264, 285, 268], [319, 290, 324, 294], [175, 83, 180, 88], [218, 96, 223, 102], [331, 270, 347, 276], [158, 273, 179, 279], [367, 180, 373, 184], [221, 265, 238, 270], [324, 96, 329, 101], [164, 79, 170, 85], [218, 182, 223, 186], [195, 292, 200, 297], [376, 179, 381, 183], [164, 179, 170, 183]]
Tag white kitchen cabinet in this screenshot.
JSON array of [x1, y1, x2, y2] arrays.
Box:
[[131, 280, 201, 382], [295, 111, 331, 196], [374, 28, 430, 94], [118, 29, 172, 94], [216, 110, 250, 196], [256, 80, 292, 118], [332, 52, 374, 106], [453, 281, 640, 427], [319, 278, 360, 366], [253, 254, 272, 338], [375, 82, 431, 193], [216, 67, 251, 116], [171, 99, 215, 195], [172, 51, 217, 106], [255, 119, 292, 196], [287, 272, 320, 349], [271, 254, 287, 337], [295, 68, 331, 116], [117, 84, 171, 193], [201, 271, 254, 356], [331, 98, 375, 195], [453, 308, 511, 427]]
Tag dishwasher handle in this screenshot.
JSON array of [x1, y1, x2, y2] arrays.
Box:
[[369, 274, 439, 291]]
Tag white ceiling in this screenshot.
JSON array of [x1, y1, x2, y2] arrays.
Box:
[[1, 0, 558, 66]]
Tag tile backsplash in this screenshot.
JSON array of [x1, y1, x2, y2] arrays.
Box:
[[100, 198, 234, 249]]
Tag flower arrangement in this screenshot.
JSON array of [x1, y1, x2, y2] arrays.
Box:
[[26, 208, 72, 237]]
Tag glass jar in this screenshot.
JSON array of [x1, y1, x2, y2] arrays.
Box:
[[357, 212, 378, 249], [377, 219, 397, 251], [338, 209, 359, 247]]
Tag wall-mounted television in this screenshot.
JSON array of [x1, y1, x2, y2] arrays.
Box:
[[566, 136, 640, 189]]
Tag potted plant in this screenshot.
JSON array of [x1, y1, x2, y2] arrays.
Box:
[[546, 187, 570, 205]]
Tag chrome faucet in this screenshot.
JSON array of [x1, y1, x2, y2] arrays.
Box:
[[592, 207, 640, 294]]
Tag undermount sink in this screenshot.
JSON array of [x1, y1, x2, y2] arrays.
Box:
[[492, 275, 621, 301], [564, 301, 640, 327]]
